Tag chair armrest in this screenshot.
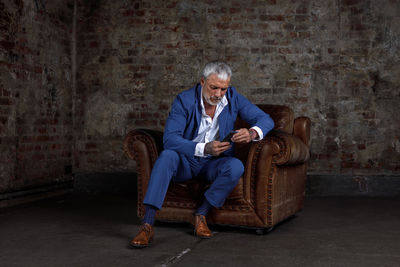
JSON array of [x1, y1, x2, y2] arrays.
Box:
[[294, 116, 311, 146], [123, 129, 163, 179], [266, 130, 310, 165], [124, 129, 163, 217], [240, 137, 278, 207], [242, 130, 310, 225]]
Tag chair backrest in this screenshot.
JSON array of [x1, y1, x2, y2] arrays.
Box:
[[234, 104, 294, 134], [257, 104, 294, 134]]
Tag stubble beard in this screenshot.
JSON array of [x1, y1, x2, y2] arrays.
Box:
[[203, 92, 221, 106], [202, 84, 222, 106]]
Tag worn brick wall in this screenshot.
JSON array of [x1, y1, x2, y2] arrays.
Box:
[[75, 0, 400, 176], [0, 0, 74, 193]]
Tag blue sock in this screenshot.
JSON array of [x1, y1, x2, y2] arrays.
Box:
[[143, 205, 157, 226], [195, 198, 213, 216]]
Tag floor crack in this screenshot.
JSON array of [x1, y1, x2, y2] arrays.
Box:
[[155, 232, 219, 267]]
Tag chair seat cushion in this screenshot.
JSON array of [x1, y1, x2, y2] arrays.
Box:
[[163, 177, 244, 209]]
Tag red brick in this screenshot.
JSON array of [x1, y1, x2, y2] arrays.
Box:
[[164, 25, 180, 32], [1, 89, 9, 97], [260, 15, 284, 21], [159, 103, 170, 110], [32, 154, 45, 161], [122, 10, 135, 16], [128, 112, 139, 119], [120, 58, 133, 64], [0, 98, 12, 105], [22, 136, 35, 143], [51, 144, 61, 150], [18, 144, 25, 152], [298, 32, 311, 38], [279, 48, 292, 54], [216, 23, 230, 30], [165, 42, 180, 49], [86, 143, 97, 149], [342, 143, 356, 150], [230, 8, 241, 14], [0, 40, 15, 50], [342, 0, 363, 6], [350, 7, 364, 15], [287, 81, 309, 88], [37, 127, 47, 134], [179, 17, 189, 23], [133, 73, 146, 79], [37, 136, 50, 142], [140, 65, 152, 71], [341, 153, 353, 160], [166, 1, 178, 8], [261, 47, 276, 54], [184, 41, 198, 48], [351, 23, 367, 31], [128, 65, 140, 72], [129, 18, 146, 25], [62, 151, 71, 158], [296, 97, 308, 103], [362, 111, 375, 119], [230, 23, 242, 30], [136, 10, 145, 17], [135, 119, 158, 127], [246, 8, 255, 13], [154, 18, 164, 25], [154, 50, 165, 55]]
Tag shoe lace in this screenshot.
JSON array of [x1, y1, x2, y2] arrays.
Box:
[[198, 215, 207, 225], [141, 224, 152, 235]]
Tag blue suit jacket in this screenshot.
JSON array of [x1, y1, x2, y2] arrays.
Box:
[[163, 84, 275, 157]]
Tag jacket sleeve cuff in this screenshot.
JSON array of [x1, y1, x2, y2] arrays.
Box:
[[194, 142, 207, 157]]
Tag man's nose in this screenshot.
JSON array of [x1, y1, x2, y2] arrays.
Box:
[[214, 89, 221, 97]]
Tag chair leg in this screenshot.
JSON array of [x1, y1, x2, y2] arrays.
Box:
[[255, 226, 274, 235], [255, 229, 264, 235]]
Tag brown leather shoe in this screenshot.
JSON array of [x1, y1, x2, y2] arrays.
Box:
[[193, 214, 213, 239], [129, 223, 154, 248]]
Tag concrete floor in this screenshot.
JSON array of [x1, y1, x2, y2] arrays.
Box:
[[1, 193, 399, 267]]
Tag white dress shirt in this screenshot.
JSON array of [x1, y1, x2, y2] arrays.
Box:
[[193, 89, 263, 157]]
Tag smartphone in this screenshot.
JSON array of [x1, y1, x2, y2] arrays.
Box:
[[222, 131, 238, 143]]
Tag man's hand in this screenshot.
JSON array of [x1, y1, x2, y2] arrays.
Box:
[[204, 141, 231, 156], [231, 128, 258, 143]]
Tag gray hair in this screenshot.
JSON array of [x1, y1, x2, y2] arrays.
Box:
[[202, 61, 232, 81]]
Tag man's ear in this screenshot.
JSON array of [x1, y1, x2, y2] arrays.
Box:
[[200, 78, 205, 87]]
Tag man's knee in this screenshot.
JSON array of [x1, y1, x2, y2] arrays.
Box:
[[158, 149, 179, 165], [221, 157, 244, 181]]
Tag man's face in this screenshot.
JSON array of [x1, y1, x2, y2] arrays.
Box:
[[201, 74, 230, 106]]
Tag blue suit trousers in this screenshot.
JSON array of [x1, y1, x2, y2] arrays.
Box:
[[143, 149, 244, 210]]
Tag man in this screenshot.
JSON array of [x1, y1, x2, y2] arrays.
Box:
[[130, 61, 274, 248]]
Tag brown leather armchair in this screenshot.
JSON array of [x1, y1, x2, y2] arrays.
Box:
[[124, 104, 311, 233]]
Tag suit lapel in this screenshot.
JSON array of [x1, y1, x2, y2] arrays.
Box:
[[218, 105, 230, 141], [193, 84, 202, 138]]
